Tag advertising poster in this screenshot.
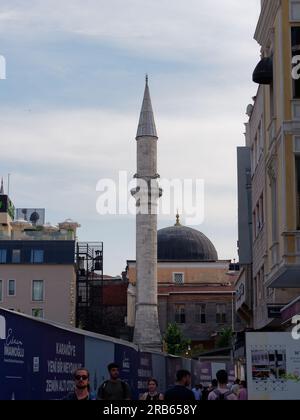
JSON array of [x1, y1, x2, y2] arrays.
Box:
[[199, 362, 212, 386], [0, 309, 85, 400], [191, 360, 202, 386], [40, 325, 85, 400], [85, 337, 115, 399], [152, 353, 166, 394], [0, 310, 40, 400], [115, 343, 138, 399], [246, 333, 300, 400], [137, 352, 153, 398]]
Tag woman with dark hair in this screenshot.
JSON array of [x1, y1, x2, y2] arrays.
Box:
[[140, 378, 164, 401]]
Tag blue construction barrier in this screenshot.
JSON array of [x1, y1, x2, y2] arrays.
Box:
[[0, 308, 234, 400]]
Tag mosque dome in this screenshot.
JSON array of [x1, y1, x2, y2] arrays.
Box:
[[157, 215, 218, 262]]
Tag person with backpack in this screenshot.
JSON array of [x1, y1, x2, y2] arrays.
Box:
[[208, 370, 237, 401], [97, 363, 131, 400], [140, 378, 164, 401]]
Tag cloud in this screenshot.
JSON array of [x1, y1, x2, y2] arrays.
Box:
[[0, 0, 262, 273], [0, 0, 260, 63], [1, 104, 243, 270]]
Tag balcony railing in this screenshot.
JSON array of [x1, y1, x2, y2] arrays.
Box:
[[0, 229, 75, 241]]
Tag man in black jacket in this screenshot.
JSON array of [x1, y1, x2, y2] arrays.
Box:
[[164, 370, 195, 401]]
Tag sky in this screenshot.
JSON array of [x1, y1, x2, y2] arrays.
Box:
[[0, 0, 261, 275]]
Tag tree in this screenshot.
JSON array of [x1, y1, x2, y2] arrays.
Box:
[[216, 327, 234, 348], [163, 323, 191, 356]]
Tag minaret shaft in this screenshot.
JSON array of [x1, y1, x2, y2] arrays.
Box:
[[132, 78, 162, 351]]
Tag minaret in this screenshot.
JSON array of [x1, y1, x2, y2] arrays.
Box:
[[131, 76, 162, 351], [0, 177, 4, 195]]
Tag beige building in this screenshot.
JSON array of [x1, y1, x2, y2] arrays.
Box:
[[237, 0, 300, 330], [0, 189, 80, 326]]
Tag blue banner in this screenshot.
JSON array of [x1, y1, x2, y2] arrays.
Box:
[[0, 310, 85, 400], [114, 343, 138, 399]]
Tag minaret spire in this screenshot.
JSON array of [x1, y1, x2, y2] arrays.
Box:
[[0, 177, 4, 195], [131, 77, 162, 351], [136, 75, 158, 138]]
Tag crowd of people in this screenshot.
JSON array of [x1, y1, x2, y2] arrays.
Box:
[[64, 363, 248, 401]]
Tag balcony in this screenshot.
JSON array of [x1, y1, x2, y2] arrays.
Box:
[[0, 229, 75, 241], [0, 219, 80, 242], [266, 232, 300, 288]]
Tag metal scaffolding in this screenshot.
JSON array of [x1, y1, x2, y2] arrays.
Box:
[[76, 242, 104, 333]]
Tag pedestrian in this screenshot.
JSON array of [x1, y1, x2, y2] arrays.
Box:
[[164, 370, 195, 401], [63, 368, 93, 400], [192, 384, 203, 401], [97, 363, 131, 400], [238, 381, 248, 401], [208, 370, 237, 401], [140, 378, 164, 401]]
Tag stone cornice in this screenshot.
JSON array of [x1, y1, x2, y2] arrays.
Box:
[[254, 0, 281, 48]]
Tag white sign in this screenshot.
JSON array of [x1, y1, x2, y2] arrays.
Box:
[[246, 333, 300, 400], [33, 357, 40, 373], [0, 316, 6, 340]]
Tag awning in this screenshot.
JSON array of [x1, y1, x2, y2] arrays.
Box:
[[266, 265, 300, 288], [281, 296, 300, 324]]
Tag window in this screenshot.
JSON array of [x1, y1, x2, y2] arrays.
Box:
[[32, 309, 44, 319], [0, 250, 7, 264], [30, 250, 44, 264], [216, 304, 227, 324], [253, 194, 265, 239], [295, 136, 300, 153], [175, 304, 186, 324], [32, 280, 44, 302], [292, 27, 300, 98], [8, 280, 16, 296], [173, 273, 184, 285], [0, 280, 2, 301], [259, 194, 264, 227], [12, 250, 21, 264], [291, 1, 300, 21], [195, 304, 206, 324]]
